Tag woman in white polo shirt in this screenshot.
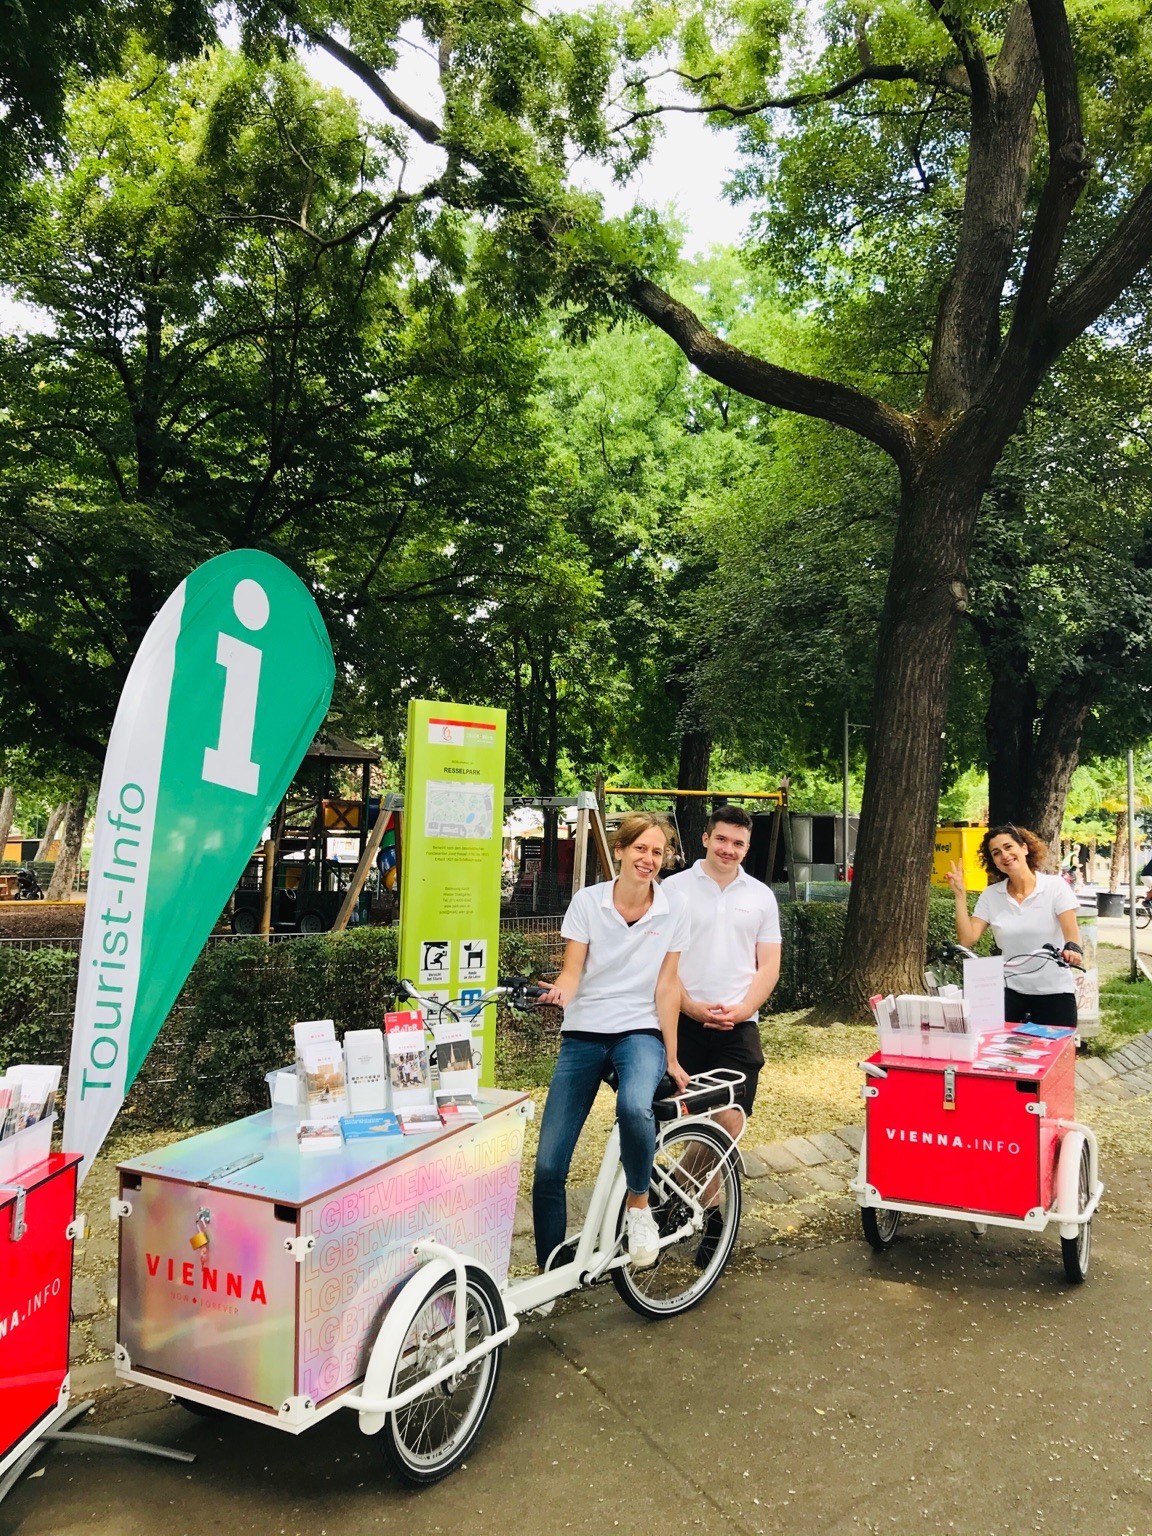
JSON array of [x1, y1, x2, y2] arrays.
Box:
[[947, 823, 1082, 1027], [533, 813, 691, 1272]]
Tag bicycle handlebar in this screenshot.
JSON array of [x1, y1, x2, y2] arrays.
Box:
[[397, 976, 549, 1013], [938, 942, 1084, 973]]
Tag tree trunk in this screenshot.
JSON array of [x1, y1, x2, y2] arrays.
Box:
[[981, 633, 1037, 827], [838, 474, 980, 1006], [34, 803, 66, 860], [46, 787, 89, 901], [1020, 682, 1096, 854], [1108, 809, 1127, 893], [0, 787, 15, 862], [674, 729, 711, 869]]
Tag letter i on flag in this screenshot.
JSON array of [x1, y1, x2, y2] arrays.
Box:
[[65, 551, 335, 1181]]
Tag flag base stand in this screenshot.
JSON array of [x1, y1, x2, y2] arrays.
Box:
[[0, 1399, 195, 1507]]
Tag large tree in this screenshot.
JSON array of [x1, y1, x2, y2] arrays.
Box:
[[160, 0, 1152, 1001], [0, 45, 550, 777]]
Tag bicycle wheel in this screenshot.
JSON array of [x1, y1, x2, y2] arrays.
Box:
[[1137, 902, 1152, 931], [861, 1206, 901, 1250], [612, 1121, 741, 1320], [382, 1267, 505, 1485], [1060, 1141, 1092, 1285]]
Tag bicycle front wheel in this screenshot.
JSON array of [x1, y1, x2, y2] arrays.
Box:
[[381, 1267, 505, 1485], [612, 1121, 741, 1320]]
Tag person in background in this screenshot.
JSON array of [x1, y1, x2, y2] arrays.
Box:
[[662, 803, 781, 1140], [947, 823, 1082, 1027], [533, 812, 690, 1271]]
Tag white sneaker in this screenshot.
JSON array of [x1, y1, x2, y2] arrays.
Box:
[[625, 1205, 661, 1268]]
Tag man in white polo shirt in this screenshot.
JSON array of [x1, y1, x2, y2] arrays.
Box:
[[662, 803, 782, 1137]]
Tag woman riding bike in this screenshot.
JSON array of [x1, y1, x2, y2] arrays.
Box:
[[533, 812, 690, 1272]]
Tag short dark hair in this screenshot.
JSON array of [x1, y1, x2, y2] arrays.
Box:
[[705, 803, 753, 835]]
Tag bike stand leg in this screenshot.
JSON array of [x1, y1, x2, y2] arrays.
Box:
[[0, 1400, 195, 1507]]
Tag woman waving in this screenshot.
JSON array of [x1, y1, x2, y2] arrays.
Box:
[[947, 823, 1082, 1027]]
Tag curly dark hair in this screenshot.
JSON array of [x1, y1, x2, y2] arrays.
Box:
[[979, 823, 1048, 881]]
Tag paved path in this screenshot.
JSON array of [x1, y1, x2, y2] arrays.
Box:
[[21, 1031, 1152, 1534], [10, 1131, 1152, 1535]]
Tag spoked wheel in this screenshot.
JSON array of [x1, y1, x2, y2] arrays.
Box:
[[382, 1268, 505, 1485], [1061, 1142, 1093, 1285], [1137, 902, 1152, 931], [861, 1206, 902, 1251], [612, 1122, 741, 1320]]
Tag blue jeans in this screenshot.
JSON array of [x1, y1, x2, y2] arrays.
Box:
[[532, 1031, 667, 1269]]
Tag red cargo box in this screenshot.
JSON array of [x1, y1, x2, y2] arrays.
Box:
[[1, 1152, 81, 1474], [864, 1035, 1075, 1220]]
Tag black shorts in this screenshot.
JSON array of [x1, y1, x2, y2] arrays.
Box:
[[676, 1013, 763, 1114], [1004, 988, 1078, 1028]]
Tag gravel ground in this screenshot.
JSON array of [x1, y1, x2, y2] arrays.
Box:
[[0, 897, 86, 939]]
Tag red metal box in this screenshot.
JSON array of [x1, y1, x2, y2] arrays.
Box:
[[864, 1035, 1075, 1219], [1, 1153, 81, 1470]]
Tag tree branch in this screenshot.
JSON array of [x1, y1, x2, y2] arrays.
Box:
[[612, 63, 937, 134], [295, 19, 443, 145], [626, 278, 915, 470], [1045, 181, 1152, 353], [925, 0, 992, 104], [1003, 0, 1090, 353]]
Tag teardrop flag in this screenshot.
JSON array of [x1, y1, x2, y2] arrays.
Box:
[[64, 551, 335, 1181]]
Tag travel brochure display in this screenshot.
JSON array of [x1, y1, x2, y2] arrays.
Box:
[[280, 1009, 484, 1151]]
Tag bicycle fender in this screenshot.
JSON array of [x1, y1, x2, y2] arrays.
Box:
[[1054, 1129, 1087, 1238], [357, 1258, 455, 1436]]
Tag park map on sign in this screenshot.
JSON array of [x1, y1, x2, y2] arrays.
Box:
[[424, 781, 494, 840]]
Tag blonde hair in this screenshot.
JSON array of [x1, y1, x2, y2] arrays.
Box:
[[613, 812, 677, 871]]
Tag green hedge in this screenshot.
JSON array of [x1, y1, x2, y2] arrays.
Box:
[[769, 893, 983, 1011], [0, 895, 981, 1125], [0, 928, 565, 1126]]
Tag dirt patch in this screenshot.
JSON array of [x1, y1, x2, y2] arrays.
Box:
[[0, 898, 86, 940]]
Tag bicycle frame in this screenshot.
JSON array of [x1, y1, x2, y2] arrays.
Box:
[[347, 1070, 747, 1421]]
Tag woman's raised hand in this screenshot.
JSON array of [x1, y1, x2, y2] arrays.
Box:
[[945, 860, 967, 896]]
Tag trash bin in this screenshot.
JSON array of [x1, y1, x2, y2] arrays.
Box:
[[1097, 891, 1125, 917]]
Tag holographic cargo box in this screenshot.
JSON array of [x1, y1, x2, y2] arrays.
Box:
[[115, 1091, 529, 1428]]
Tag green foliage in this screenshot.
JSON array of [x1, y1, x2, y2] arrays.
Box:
[[1094, 973, 1152, 1055], [0, 945, 78, 1064], [0, 927, 566, 1124]]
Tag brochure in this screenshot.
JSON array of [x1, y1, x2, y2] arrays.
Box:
[[398, 1104, 442, 1135], [1, 1064, 62, 1137], [340, 1111, 402, 1140], [385, 1009, 431, 1108], [435, 1091, 483, 1125], [293, 1018, 336, 1112], [296, 1118, 344, 1154], [301, 1041, 348, 1121], [432, 1015, 478, 1096], [344, 1028, 388, 1115], [1011, 1022, 1075, 1041]]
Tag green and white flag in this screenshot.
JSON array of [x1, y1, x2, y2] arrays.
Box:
[[65, 551, 334, 1181]]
